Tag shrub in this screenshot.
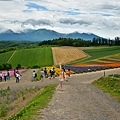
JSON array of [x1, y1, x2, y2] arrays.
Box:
[[31, 65, 40, 69]]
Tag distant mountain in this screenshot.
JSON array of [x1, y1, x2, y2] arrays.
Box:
[[0, 29, 101, 41]]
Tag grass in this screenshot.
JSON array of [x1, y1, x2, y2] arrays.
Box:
[[109, 53, 120, 60], [92, 74, 120, 102], [82, 46, 120, 63], [8, 84, 56, 120], [8, 47, 53, 68], [68, 46, 120, 65], [0, 51, 15, 64]]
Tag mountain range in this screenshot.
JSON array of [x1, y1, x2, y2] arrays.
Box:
[[0, 29, 101, 41]]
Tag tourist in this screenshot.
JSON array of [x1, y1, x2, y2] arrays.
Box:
[[67, 69, 71, 78], [32, 70, 37, 81], [15, 71, 21, 83], [44, 67, 48, 78], [56, 63, 66, 90], [7, 70, 10, 80], [4, 72, 7, 81], [0, 72, 2, 82], [49, 67, 55, 79], [40, 69, 44, 81]]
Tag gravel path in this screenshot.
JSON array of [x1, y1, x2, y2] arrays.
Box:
[[38, 68, 120, 120], [0, 68, 120, 120]]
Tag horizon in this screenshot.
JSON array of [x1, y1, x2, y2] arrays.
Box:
[[0, 0, 120, 39]]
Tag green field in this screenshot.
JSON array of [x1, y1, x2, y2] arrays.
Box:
[[8, 47, 53, 68], [0, 46, 120, 68], [81, 46, 120, 63], [0, 51, 14, 64]]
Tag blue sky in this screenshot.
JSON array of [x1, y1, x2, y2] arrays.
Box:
[[0, 0, 120, 39]]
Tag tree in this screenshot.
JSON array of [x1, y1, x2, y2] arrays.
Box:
[[115, 37, 120, 45], [16, 64, 21, 69]]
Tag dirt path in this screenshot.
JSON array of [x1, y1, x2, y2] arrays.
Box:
[[38, 68, 120, 120], [0, 68, 120, 120], [0, 69, 58, 90]]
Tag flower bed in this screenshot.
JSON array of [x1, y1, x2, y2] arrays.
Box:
[[102, 63, 120, 68], [0, 69, 26, 78], [63, 65, 110, 73]]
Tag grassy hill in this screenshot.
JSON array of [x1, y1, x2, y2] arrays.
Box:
[[0, 51, 14, 64], [82, 46, 120, 63], [68, 46, 120, 65], [0, 46, 120, 69], [0, 47, 53, 68]]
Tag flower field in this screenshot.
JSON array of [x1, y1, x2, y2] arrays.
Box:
[[63, 65, 109, 73], [0, 69, 25, 78], [48, 49, 120, 74], [68, 54, 120, 73]]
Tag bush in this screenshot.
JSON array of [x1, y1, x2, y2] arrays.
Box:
[[16, 64, 22, 69], [0, 63, 12, 70], [31, 65, 40, 69]]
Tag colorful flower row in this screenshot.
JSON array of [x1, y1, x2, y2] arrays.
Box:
[[63, 65, 110, 73], [0, 69, 26, 78]]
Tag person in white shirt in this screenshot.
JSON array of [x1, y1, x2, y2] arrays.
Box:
[[16, 71, 21, 83], [32, 70, 37, 81]]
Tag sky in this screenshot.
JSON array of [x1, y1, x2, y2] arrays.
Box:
[[0, 0, 120, 39]]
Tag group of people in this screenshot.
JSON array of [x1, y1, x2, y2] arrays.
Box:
[[0, 69, 22, 83], [32, 67, 56, 81], [0, 71, 10, 82], [32, 65, 71, 91]]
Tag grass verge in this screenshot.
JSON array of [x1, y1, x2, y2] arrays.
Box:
[[8, 84, 57, 120], [92, 74, 120, 102]]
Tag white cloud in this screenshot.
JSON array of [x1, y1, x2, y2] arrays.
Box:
[[0, 0, 120, 38]]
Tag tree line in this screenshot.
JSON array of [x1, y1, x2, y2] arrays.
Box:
[[38, 38, 91, 47], [38, 37, 120, 47], [92, 37, 120, 46], [0, 63, 22, 71]]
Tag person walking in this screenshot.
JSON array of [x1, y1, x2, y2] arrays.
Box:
[[49, 68, 52, 79], [40, 69, 44, 81], [44, 67, 48, 78], [67, 69, 71, 78], [15, 71, 21, 83], [49, 67, 55, 79], [0, 72, 2, 82], [7, 70, 10, 80], [32, 70, 37, 81], [4, 72, 7, 82], [56, 63, 66, 90]]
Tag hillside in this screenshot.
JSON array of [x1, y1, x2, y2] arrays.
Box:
[[0, 46, 120, 69]]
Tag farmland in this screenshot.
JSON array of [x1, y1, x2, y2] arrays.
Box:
[[0, 46, 120, 69], [0, 45, 120, 119], [82, 46, 120, 63], [0, 51, 14, 64], [63, 46, 120, 73], [52, 46, 86, 65], [9, 47, 53, 68], [0, 47, 53, 68], [67, 46, 120, 65]]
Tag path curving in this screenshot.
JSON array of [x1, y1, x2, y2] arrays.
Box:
[[0, 68, 120, 120], [38, 68, 120, 120]]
